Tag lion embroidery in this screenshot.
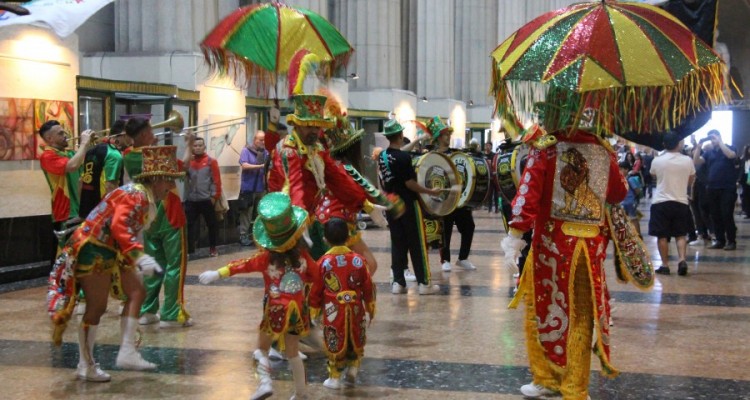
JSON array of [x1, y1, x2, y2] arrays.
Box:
[[558, 148, 601, 218]]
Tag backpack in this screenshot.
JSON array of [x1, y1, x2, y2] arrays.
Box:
[[627, 175, 643, 199]]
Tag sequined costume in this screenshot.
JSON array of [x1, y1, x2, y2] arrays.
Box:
[[309, 246, 376, 378], [508, 130, 627, 399], [123, 147, 190, 324], [217, 250, 318, 339]]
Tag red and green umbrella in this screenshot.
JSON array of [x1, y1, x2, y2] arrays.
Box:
[[201, 2, 353, 92], [490, 0, 729, 138]]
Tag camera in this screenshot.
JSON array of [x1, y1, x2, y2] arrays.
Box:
[[698, 137, 710, 144]]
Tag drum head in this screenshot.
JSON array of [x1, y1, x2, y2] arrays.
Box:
[[450, 152, 489, 208], [413, 152, 461, 216]]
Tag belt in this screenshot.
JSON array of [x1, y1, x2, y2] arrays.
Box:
[[561, 222, 600, 238], [336, 290, 358, 304]]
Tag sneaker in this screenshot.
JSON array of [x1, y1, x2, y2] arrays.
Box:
[[159, 318, 193, 328], [239, 234, 252, 247], [418, 283, 441, 295], [138, 313, 159, 325], [441, 261, 452, 272], [404, 270, 417, 282], [344, 366, 358, 387], [724, 242, 736, 251], [655, 266, 671, 275], [116, 348, 157, 371], [268, 347, 285, 360], [677, 261, 688, 276], [391, 282, 407, 294], [520, 382, 558, 398], [688, 238, 704, 246], [456, 259, 477, 270], [209, 247, 218, 257], [77, 362, 111, 382], [708, 241, 725, 249], [323, 377, 342, 390], [250, 378, 273, 400]]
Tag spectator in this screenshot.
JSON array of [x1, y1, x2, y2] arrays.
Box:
[[740, 145, 750, 219], [693, 130, 738, 250], [641, 149, 655, 198], [238, 130, 270, 246], [185, 137, 222, 257], [649, 132, 695, 275], [689, 139, 713, 245]]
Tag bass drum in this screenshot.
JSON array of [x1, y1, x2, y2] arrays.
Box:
[[411, 152, 461, 217], [450, 152, 490, 209], [492, 144, 529, 203]]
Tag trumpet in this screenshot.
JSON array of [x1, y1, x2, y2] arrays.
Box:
[[154, 116, 247, 139]]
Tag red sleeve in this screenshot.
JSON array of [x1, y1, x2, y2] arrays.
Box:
[[264, 125, 280, 154], [322, 153, 368, 210], [210, 158, 222, 199], [308, 256, 327, 310], [508, 146, 550, 233], [360, 257, 376, 317], [607, 152, 628, 204], [111, 190, 148, 261], [40, 150, 68, 175], [282, 150, 307, 208], [224, 251, 271, 276]]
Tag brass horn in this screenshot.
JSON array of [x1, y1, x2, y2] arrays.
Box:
[[69, 110, 185, 142]]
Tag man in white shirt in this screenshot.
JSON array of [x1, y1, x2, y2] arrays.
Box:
[[649, 132, 696, 276]]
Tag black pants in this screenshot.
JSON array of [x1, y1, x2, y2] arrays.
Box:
[[691, 182, 712, 238], [740, 176, 750, 217], [486, 182, 499, 212], [440, 206, 475, 262], [706, 187, 737, 244], [185, 199, 218, 252], [389, 200, 431, 286]]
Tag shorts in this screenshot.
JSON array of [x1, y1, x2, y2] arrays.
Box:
[[74, 243, 117, 276], [648, 201, 691, 238]]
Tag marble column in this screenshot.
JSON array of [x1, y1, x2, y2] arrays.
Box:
[[455, 0, 498, 106]]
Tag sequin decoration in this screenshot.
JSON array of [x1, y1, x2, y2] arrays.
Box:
[[552, 142, 609, 224]]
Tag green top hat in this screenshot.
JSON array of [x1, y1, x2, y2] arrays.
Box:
[[383, 119, 404, 136], [426, 116, 452, 142], [253, 192, 309, 252], [286, 94, 334, 129], [326, 115, 365, 154]]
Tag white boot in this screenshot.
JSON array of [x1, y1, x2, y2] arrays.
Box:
[[116, 316, 157, 370], [289, 355, 306, 400], [76, 323, 111, 382], [250, 350, 273, 400]]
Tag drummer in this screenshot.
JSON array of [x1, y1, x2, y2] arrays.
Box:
[[378, 119, 442, 295], [428, 117, 477, 272]]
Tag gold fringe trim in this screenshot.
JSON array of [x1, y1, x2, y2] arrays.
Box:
[[286, 114, 335, 129]]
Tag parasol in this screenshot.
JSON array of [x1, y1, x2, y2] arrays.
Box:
[[490, 0, 730, 146], [201, 2, 354, 94]]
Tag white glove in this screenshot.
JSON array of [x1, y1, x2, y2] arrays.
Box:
[[199, 270, 221, 285], [136, 254, 163, 277], [270, 107, 280, 123], [501, 233, 527, 275], [369, 208, 388, 228]]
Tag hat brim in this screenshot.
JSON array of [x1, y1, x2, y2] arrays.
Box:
[[331, 129, 365, 154], [253, 205, 309, 252], [133, 171, 185, 182], [287, 114, 335, 129]]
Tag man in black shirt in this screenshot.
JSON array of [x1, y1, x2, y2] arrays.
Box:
[[378, 120, 442, 295]]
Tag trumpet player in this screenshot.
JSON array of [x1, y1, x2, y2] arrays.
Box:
[[38, 121, 92, 253], [79, 120, 129, 218]]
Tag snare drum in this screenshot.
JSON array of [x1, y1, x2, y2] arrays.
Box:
[[450, 152, 490, 209], [411, 152, 461, 217], [493, 144, 529, 203]]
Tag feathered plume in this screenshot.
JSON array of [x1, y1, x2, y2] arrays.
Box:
[[287, 50, 320, 97]]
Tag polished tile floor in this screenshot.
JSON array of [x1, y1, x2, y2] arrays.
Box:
[[1, 199, 750, 399]]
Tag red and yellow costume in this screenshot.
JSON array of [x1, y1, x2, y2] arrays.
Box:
[[217, 250, 319, 339], [40, 146, 81, 224], [309, 246, 376, 378], [508, 130, 627, 399]]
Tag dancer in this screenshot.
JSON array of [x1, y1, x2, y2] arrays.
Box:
[[47, 146, 182, 381], [199, 192, 315, 400], [502, 122, 627, 399], [309, 217, 376, 389]]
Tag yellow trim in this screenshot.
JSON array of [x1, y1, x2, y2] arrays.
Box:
[[77, 76, 199, 101], [561, 222, 600, 238], [218, 266, 231, 278], [325, 245, 352, 255]]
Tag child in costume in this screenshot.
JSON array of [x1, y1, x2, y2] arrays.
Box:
[[47, 146, 182, 382], [309, 217, 376, 390], [199, 192, 316, 400]]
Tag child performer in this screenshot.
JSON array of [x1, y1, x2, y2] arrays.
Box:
[[199, 192, 315, 400], [309, 217, 376, 390]]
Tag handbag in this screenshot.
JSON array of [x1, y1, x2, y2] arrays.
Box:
[[605, 203, 654, 290], [214, 191, 229, 221]]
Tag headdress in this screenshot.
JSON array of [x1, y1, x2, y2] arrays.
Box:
[[383, 119, 404, 137], [285, 49, 334, 129], [134, 146, 185, 181], [426, 116, 452, 142], [320, 87, 364, 153], [253, 192, 309, 252]]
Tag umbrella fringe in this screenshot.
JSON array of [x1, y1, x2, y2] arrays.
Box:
[[492, 63, 729, 138]]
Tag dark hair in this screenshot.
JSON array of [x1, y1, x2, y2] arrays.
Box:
[[125, 118, 151, 138], [277, 122, 287, 132], [324, 217, 349, 246], [110, 119, 126, 136], [268, 244, 302, 270], [618, 161, 631, 170], [38, 120, 60, 137], [707, 129, 720, 138], [386, 131, 403, 143], [662, 132, 682, 151], [194, 137, 205, 144]]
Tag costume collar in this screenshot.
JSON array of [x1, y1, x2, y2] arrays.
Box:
[[325, 245, 351, 255], [286, 131, 323, 155]]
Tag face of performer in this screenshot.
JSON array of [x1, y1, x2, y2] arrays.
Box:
[[113, 135, 133, 152], [134, 124, 156, 147], [297, 125, 319, 146], [253, 131, 265, 150], [192, 138, 206, 156], [42, 124, 68, 150], [484, 143, 492, 153], [150, 178, 176, 202], [436, 130, 450, 148]]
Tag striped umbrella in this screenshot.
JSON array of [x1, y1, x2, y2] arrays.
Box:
[[490, 0, 729, 138], [201, 2, 353, 92]]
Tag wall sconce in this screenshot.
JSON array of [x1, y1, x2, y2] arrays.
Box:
[[348, 73, 359, 80], [468, 100, 474, 106], [420, 96, 428, 103]]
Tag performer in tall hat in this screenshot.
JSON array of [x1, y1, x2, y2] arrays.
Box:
[[428, 116, 478, 272], [47, 146, 183, 381], [502, 110, 628, 399], [122, 117, 192, 328]]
